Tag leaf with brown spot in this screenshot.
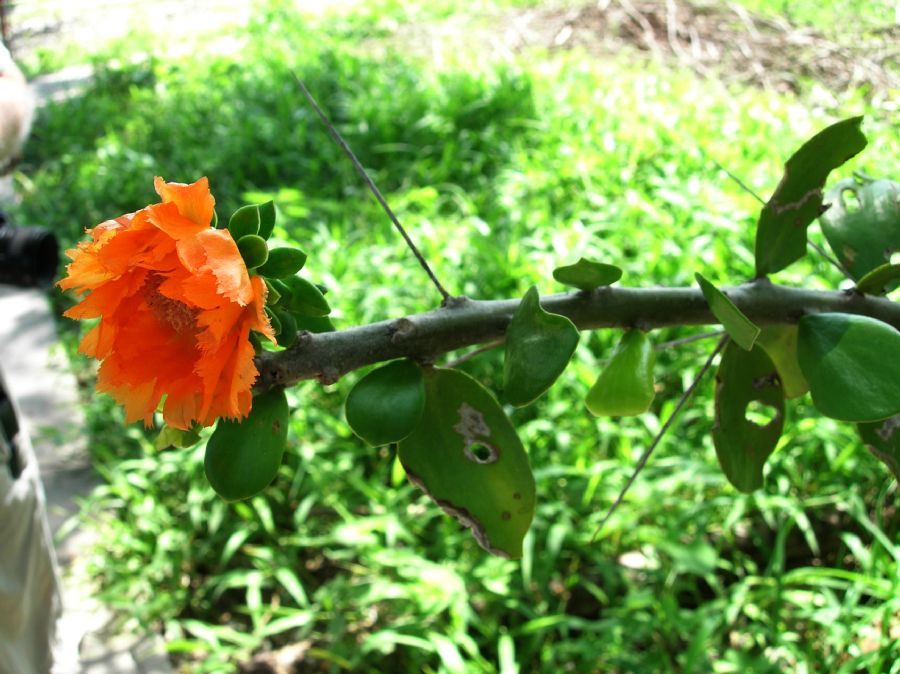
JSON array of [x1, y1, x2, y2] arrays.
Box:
[[754, 117, 867, 277], [399, 368, 536, 558]]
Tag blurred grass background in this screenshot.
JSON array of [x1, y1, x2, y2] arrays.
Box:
[[11, 0, 900, 671]]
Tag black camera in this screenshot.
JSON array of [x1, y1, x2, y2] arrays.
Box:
[[0, 213, 58, 288]]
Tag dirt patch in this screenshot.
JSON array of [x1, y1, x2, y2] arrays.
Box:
[[393, 0, 899, 95]]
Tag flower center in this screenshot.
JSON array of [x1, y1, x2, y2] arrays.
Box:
[[142, 274, 198, 336]]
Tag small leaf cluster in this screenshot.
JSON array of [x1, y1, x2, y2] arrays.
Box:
[[198, 201, 333, 502], [226, 201, 333, 348]]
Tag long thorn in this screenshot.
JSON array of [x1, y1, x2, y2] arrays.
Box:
[[444, 339, 505, 369], [710, 157, 765, 205], [807, 240, 853, 281], [655, 329, 724, 351], [293, 75, 452, 302], [590, 335, 728, 543]]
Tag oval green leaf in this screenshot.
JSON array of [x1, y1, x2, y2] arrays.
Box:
[[258, 247, 308, 279], [585, 329, 656, 417], [712, 342, 785, 493], [272, 307, 298, 348], [258, 200, 277, 240], [756, 325, 808, 399], [695, 273, 760, 350], [345, 359, 425, 446], [229, 204, 261, 240], [503, 286, 579, 407], [263, 278, 282, 306], [295, 315, 335, 334], [283, 276, 330, 317], [798, 313, 900, 422], [858, 415, 900, 481], [204, 387, 289, 502], [155, 424, 201, 450], [399, 368, 536, 559], [237, 234, 268, 269], [820, 177, 900, 281], [754, 116, 867, 277], [856, 263, 900, 296], [552, 257, 622, 291]]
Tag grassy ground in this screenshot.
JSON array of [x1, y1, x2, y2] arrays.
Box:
[[14, 1, 900, 672]]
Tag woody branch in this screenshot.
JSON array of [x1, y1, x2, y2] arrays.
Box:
[[254, 280, 900, 390]]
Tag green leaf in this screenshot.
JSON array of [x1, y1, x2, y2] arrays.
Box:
[[345, 360, 425, 446], [820, 177, 900, 281], [229, 204, 261, 240], [585, 330, 655, 417], [712, 342, 785, 493], [155, 424, 201, 450], [263, 278, 282, 306], [204, 387, 289, 502], [858, 415, 900, 481], [295, 315, 335, 333], [283, 276, 330, 317], [798, 313, 900, 422], [856, 263, 900, 296], [756, 325, 809, 399], [258, 247, 308, 278], [754, 117, 867, 277], [272, 307, 298, 347], [237, 234, 268, 269], [257, 200, 277, 240], [695, 273, 760, 350], [399, 368, 536, 558], [552, 257, 622, 291], [503, 286, 579, 407]]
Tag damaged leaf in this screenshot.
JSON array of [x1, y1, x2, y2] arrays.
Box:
[[820, 176, 900, 283], [399, 368, 536, 559], [713, 341, 785, 493], [754, 116, 867, 277]]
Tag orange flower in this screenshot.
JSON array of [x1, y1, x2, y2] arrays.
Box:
[[59, 177, 275, 430]]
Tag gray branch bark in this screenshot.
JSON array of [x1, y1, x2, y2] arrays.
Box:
[[254, 281, 900, 390]]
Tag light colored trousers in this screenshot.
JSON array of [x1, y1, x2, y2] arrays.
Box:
[[0, 371, 61, 674]]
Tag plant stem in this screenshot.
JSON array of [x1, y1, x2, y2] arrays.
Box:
[[293, 76, 452, 302], [254, 282, 900, 390]]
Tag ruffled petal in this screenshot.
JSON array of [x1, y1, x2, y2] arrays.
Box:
[[59, 177, 267, 430], [154, 176, 215, 227]]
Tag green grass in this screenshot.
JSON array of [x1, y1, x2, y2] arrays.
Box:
[[19, 1, 900, 672], [731, 0, 896, 33]]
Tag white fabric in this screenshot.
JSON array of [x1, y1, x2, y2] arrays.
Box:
[[0, 386, 61, 674]]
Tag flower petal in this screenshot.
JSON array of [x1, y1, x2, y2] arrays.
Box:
[[154, 176, 215, 227]]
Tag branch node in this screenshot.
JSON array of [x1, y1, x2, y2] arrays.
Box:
[[317, 366, 341, 386], [390, 318, 417, 343], [441, 295, 471, 309]]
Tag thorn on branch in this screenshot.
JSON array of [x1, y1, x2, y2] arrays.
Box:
[[292, 74, 452, 303]]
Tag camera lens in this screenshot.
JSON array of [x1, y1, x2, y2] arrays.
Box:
[[0, 225, 59, 288]]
